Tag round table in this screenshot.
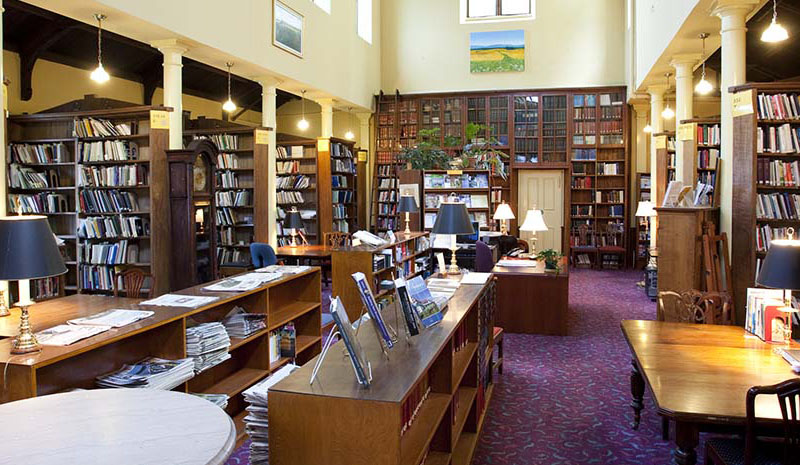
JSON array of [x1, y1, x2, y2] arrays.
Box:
[[0, 389, 236, 465]]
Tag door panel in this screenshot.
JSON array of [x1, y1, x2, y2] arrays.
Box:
[[517, 170, 564, 253]]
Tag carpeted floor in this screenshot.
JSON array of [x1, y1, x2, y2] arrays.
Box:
[[226, 269, 701, 465]]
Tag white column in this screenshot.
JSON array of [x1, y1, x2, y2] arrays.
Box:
[[356, 112, 371, 227], [151, 39, 188, 149], [632, 102, 650, 173], [257, 76, 282, 248], [648, 85, 666, 250], [671, 54, 701, 185], [317, 98, 334, 138], [713, 0, 758, 242]]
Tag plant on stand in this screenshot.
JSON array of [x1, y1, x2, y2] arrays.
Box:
[[536, 248, 563, 274]]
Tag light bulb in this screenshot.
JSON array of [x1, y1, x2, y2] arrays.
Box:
[[297, 119, 310, 130], [643, 125, 653, 133], [661, 106, 675, 120], [90, 64, 110, 83], [222, 99, 236, 113], [695, 77, 713, 95], [762, 19, 788, 42], [345, 130, 355, 140]]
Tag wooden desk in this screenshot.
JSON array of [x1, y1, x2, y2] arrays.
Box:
[[622, 320, 799, 465], [276, 245, 333, 259], [0, 389, 235, 465], [492, 258, 569, 335]]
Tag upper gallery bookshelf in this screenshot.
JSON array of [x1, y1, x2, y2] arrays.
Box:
[[731, 83, 800, 324], [6, 99, 172, 297], [276, 137, 319, 246]]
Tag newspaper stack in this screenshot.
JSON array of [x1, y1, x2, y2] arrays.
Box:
[[186, 322, 232, 373], [222, 306, 267, 338], [191, 392, 229, 409], [242, 363, 300, 465], [96, 357, 195, 390]]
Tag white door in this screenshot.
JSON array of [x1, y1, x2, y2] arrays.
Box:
[[517, 170, 564, 254]]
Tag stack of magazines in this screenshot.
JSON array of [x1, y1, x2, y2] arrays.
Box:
[[243, 363, 300, 465], [222, 306, 267, 338], [186, 322, 231, 372], [191, 392, 229, 409], [96, 357, 194, 390]]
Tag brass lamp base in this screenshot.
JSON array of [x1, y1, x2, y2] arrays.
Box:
[[404, 212, 412, 234], [447, 246, 461, 275], [11, 305, 40, 354], [0, 290, 9, 317]]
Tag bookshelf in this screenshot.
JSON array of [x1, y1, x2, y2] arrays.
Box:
[[634, 173, 651, 269], [421, 170, 492, 230], [6, 102, 172, 298], [677, 118, 721, 206], [653, 131, 675, 207], [372, 93, 411, 232], [731, 83, 800, 323], [276, 138, 319, 245], [328, 139, 358, 233]]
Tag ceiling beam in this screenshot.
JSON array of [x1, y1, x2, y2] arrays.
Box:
[[232, 87, 264, 121], [19, 21, 77, 100]]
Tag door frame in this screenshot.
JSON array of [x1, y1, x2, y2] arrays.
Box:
[[512, 168, 569, 254]]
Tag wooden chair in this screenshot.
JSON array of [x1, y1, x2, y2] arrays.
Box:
[[516, 239, 529, 254], [492, 326, 504, 374], [570, 224, 597, 268], [705, 378, 800, 465], [598, 223, 626, 269], [657, 290, 735, 325], [322, 232, 352, 286], [113, 268, 152, 298]]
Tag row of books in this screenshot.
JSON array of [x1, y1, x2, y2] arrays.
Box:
[[375, 151, 396, 163], [276, 191, 305, 205], [756, 92, 800, 121], [216, 170, 240, 189], [217, 247, 248, 265], [573, 121, 596, 135], [268, 323, 297, 364], [572, 176, 593, 189], [597, 190, 624, 203], [31, 277, 61, 300], [216, 208, 243, 227], [697, 124, 721, 145], [756, 192, 800, 220], [79, 141, 139, 162], [424, 193, 488, 209], [698, 149, 720, 169], [79, 165, 148, 187], [332, 190, 354, 203], [597, 162, 622, 175], [377, 203, 396, 215], [216, 190, 252, 207], [572, 163, 595, 175], [10, 143, 69, 164], [490, 189, 504, 204], [197, 134, 238, 151], [9, 193, 69, 213], [332, 204, 351, 220], [79, 216, 150, 239], [79, 190, 139, 213], [374, 217, 397, 230], [277, 161, 305, 174], [378, 178, 396, 189], [757, 159, 800, 187], [423, 173, 489, 189], [80, 240, 139, 265], [572, 205, 593, 217], [758, 124, 800, 153], [599, 134, 624, 145], [606, 205, 624, 217], [378, 164, 395, 177], [276, 175, 311, 189], [331, 143, 353, 158], [276, 145, 307, 159], [74, 118, 134, 138], [80, 264, 117, 291], [378, 191, 398, 203], [218, 226, 250, 246], [756, 225, 791, 252], [217, 153, 240, 169], [572, 149, 596, 161], [333, 159, 355, 174], [8, 164, 53, 189], [332, 219, 351, 233], [331, 175, 350, 188], [401, 374, 431, 436]]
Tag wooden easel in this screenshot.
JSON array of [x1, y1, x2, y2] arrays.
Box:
[[701, 222, 734, 312]]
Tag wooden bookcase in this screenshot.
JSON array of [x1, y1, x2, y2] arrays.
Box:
[[184, 120, 271, 272], [7, 102, 172, 297], [276, 137, 319, 246], [677, 118, 721, 206], [730, 83, 800, 323], [269, 278, 497, 465], [331, 232, 431, 322], [327, 138, 358, 233], [653, 131, 675, 207], [634, 173, 651, 269], [0, 268, 322, 445], [421, 170, 492, 230]]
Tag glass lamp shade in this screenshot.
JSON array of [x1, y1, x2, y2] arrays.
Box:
[[297, 119, 310, 130], [756, 239, 800, 290], [493, 202, 515, 221], [762, 20, 789, 43], [519, 209, 548, 232], [0, 216, 67, 280], [635, 201, 656, 218], [643, 125, 653, 133], [398, 195, 419, 213], [222, 99, 237, 113], [695, 78, 713, 95], [661, 106, 675, 120], [285, 210, 304, 230], [90, 64, 110, 83], [432, 202, 474, 235]]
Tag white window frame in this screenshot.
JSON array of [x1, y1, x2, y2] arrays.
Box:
[[460, 0, 536, 24], [311, 0, 330, 14], [357, 0, 372, 44]]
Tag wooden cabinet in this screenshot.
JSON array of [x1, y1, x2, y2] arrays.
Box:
[[655, 207, 719, 295]]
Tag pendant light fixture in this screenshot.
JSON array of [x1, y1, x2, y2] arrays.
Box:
[[643, 123, 653, 133], [90, 14, 110, 83], [661, 73, 675, 120], [762, 0, 789, 43], [344, 107, 355, 140], [297, 90, 310, 131], [222, 63, 236, 113], [695, 33, 714, 95]]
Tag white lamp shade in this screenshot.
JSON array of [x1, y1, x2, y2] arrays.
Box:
[[493, 203, 515, 221], [635, 201, 656, 218], [519, 209, 547, 232]]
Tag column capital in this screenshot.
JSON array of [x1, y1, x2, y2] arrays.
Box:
[[316, 97, 336, 109], [711, 0, 759, 18], [647, 84, 667, 99], [150, 38, 189, 55], [254, 75, 282, 89], [670, 53, 702, 68], [632, 103, 650, 115], [355, 111, 371, 124]]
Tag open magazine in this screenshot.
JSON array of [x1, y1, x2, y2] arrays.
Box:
[[405, 276, 446, 328]]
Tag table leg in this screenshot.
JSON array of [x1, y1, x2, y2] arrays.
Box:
[[630, 359, 644, 430], [672, 421, 699, 465]]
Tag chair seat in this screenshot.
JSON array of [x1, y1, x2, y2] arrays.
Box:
[[598, 246, 625, 253], [706, 438, 783, 465]]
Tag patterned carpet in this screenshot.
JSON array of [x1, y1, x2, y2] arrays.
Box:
[[226, 269, 701, 465]]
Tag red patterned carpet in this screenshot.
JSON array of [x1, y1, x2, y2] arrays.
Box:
[[226, 269, 700, 465]]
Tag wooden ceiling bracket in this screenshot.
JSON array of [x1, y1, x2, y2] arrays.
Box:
[[19, 21, 76, 101]]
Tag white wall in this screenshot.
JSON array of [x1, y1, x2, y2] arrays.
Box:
[[381, 0, 626, 94]]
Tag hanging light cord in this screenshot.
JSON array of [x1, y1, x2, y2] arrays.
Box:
[[96, 15, 104, 66], [700, 36, 706, 78], [301, 90, 306, 119], [226, 63, 233, 101], [772, 0, 778, 23]]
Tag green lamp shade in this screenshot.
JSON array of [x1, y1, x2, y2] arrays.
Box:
[[756, 239, 800, 290], [0, 216, 67, 280], [432, 202, 474, 235]]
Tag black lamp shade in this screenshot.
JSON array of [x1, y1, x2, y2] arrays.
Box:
[[432, 202, 474, 235], [285, 210, 304, 230], [0, 216, 67, 280], [398, 195, 419, 213], [756, 240, 800, 290]]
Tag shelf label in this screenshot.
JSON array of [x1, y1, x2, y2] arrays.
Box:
[[732, 90, 754, 117], [255, 129, 269, 145], [150, 110, 170, 130], [446, 169, 463, 175], [317, 138, 330, 152], [677, 123, 695, 141], [358, 150, 368, 162], [654, 135, 667, 150]]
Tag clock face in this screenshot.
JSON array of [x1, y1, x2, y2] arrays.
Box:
[[193, 155, 208, 192]]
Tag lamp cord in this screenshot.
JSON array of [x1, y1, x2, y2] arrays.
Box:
[[96, 16, 103, 66]]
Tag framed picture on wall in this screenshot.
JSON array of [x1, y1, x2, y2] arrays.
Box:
[[273, 1, 304, 57]]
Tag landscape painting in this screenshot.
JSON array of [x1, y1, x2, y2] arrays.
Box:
[[470, 30, 525, 73], [273, 1, 303, 57]]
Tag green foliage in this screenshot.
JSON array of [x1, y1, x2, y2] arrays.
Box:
[[536, 248, 563, 272], [463, 123, 509, 180], [399, 128, 450, 170]]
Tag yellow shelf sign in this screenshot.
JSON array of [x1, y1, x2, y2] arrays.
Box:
[[677, 123, 696, 142], [732, 90, 754, 117], [150, 110, 170, 130], [255, 129, 269, 145], [446, 169, 463, 176], [654, 135, 667, 150]]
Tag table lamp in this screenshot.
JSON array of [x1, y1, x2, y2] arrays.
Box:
[[519, 208, 548, 255], [284, 208, 304, 248], [397, 195, 419, 234], [0, 216, 67, 354], [432, 199, 474, 275], [756, 227, 800, 347], [493, 201, 515, 235]]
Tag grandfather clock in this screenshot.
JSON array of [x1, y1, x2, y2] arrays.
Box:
[[167, 139, 219, 290]]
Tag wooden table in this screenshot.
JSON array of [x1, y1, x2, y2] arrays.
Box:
[[492, 257, 568, 335], [622, 320, 799, 465], [276, 245, 333, 260], [0, 389, 235, 465]]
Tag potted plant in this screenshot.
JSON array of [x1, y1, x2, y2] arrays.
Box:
[[536, 248, 563, 274], [399, 128, 450, 170]]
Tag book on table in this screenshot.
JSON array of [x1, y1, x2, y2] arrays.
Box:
[[406, 276, 445, 328]]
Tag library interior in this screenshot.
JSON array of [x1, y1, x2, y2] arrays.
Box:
[[2, 1, 800, 464]]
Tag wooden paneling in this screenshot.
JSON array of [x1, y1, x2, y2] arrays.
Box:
[[150, 126, 171, 295], [317, 138, 333, 238], [493, 258, 568, 335]]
